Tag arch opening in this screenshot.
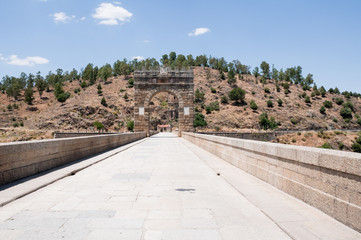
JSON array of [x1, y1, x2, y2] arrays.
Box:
[[148, 91, 179, 133]]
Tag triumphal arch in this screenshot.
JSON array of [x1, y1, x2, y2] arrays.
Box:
[[134, 68, 194, 136]]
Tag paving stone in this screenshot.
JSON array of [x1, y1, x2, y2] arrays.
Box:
[[0, 133, 359, 239]]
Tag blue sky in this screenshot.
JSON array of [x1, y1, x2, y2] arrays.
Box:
[[0, 0, 360, 93]]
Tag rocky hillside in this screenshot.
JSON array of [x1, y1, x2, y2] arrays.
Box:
[[1, 67, 361, 143], [192, 68, 361, 131]]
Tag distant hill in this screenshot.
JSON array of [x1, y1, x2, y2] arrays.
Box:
[[1, 66, 361, 151]]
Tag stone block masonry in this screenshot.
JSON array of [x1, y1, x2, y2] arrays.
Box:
[[134, 69, 194, 136], [182, 132, 361, 232], [0, 132, 146, 186]]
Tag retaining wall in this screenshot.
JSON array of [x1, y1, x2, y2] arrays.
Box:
[[182, 132, 361, 232], [0, 132, 146, 186]]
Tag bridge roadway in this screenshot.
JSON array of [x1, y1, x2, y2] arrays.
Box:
[[0, 133, 360, 240]]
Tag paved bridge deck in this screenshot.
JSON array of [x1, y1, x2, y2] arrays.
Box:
[[0, 133, 360, 240]]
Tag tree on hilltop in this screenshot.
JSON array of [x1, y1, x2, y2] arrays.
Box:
[[260, 61, 270, 79]]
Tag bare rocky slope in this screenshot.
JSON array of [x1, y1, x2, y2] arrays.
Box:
[[1, 67, 360, 150]]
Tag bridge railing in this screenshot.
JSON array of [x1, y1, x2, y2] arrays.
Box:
[[0, 132, 146, 187], [182, 132, 361, 232]]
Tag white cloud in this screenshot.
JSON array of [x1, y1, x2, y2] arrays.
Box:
[[0, 53, 4, 61], [143, 40, 150, 43], [52, 12, 75, 24], [2, 55, 49, 67], [39, 0, 48, 2], [81, 17, 86, 21], [92, 3, 132, 25], [133, 56, 145, 61], [188, 27, 210, 37]]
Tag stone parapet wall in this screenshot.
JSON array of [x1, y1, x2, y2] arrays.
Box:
[[197, 132, 277, 141], [0, 132, 146, 186], [182, 132, 361, 232], [54, 132, 118, 139]]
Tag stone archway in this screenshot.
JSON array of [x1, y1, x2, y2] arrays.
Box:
[[134, 68, 194, 136]]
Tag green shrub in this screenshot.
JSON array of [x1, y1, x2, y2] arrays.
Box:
[[7, 104, 13, 111], [277, 99, 283, 106], [194, 113, 207, 128], [250, 100, 258, 110], [334, 131, 345, 135], [93, 121, 104, 131], [119, 89, 126, 92], [340, 107, 352, 119], [73, 88, 80, 93], [13, 122, 19, 128], [20, 121, 24, 127], [334, 97, 344, 105], [56, 92, 70, 103], [195, 89, 205, 103], [124, 93, 128, 100], [343, 101, 354, 112], [305, 96, 311, 103], [228, 88, 246, 103], [252, 91, 256, 95], [101, 97, 107, 106], [221, 95, 228, 104], [320, 142, 332, 149], [291, 118, 298, 125], [266, 100, 273, 107], [282, 82, 290, 89], [206, 105, 212, 114], [80, 81, 87, 88], [259, 112, 278, 130], [209, 101, 219, 111], [352, 134, 361, 153], [211, 87, 216, 93], [338, 142, 344, 150], [320, 106, 326, 114], [126, 120, 134, 131], [13, 103, 19, 109], [284, 89, 289, 95], [127, 78, 134, 88], [352, 143, 361, 153], [323, 101, 333, 108], [333, 118, 338, 123], [264, 87, 270, 93], [311, 92, 315, 97], [301, 92, 307, 98]]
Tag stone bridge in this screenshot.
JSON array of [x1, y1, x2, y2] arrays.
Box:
[[0, 132, 360, 239]]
